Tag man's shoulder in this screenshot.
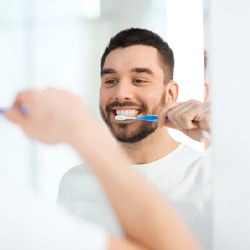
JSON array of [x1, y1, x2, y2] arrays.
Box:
[[57, 162, 104, 204], [61, 162, 90, 179], [177, 143, 204, 157], [166, 143, 205, 167], [58, 162, 98, 192], [176, 144, 211, 172], [157, 144, 211, 186]]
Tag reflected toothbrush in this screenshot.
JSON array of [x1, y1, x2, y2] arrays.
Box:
[[115, 114, 169, 121]]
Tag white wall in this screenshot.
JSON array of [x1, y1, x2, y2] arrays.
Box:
[[209, 0, 250, 249], [166, 0, 205, 152]]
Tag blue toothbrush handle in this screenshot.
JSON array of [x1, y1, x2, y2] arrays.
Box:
[[0, 108, 6, 114], [136, 115, 169, 121], [0, 106, 28, 114]]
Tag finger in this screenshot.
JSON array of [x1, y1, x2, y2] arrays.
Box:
[[4, 108, 27, 126], [158, 102, 181, 127], [12, 90, 36, 109], [167, 100, 199, 130], [4, 90, 35, 126]]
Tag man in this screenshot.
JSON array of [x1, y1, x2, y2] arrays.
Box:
[[57, 28, 211, 248], [3, 88, 201, 250]]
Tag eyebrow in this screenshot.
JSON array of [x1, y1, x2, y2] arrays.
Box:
[[101, 68, 116, 76], [101, 67, 154, 76], [131, 67, 154, 75]]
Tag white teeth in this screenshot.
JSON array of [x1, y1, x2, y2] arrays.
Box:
[[116, 110, 139, 117]]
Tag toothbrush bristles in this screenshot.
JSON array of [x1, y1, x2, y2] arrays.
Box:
[[115, 115, 136, 121]]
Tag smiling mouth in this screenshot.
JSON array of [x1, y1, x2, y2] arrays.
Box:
[[111, 109, 141, 122], [115, 109, 140, 117]]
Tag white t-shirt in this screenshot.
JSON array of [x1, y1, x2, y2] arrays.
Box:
[[58, 143, 212, 249], [0, 181, 108, 250]]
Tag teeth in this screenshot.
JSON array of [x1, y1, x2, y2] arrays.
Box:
[[116, 110, 139, 117]]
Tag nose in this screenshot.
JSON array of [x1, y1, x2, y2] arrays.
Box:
[[114, 79, 134, 101]]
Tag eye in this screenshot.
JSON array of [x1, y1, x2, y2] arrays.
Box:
[[104, 79, 118, 85], [133, 78, 147, 84]]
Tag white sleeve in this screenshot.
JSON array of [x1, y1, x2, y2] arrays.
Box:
[[0, 182, 108, 250]]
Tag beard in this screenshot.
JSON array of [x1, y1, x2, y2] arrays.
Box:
[[99, 92, 167, 143]]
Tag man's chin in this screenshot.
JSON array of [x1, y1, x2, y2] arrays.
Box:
[[116, 137, 142, 144], [108, 122, 157, 143], [115, 132, 152, 144]]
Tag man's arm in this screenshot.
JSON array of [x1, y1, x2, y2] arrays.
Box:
[[5, 88, 201, 250], [0, 180, 146, 250]]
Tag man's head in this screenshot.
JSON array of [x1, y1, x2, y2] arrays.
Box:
[[101, 28, 174, 82], [99, 28, 178, 143]]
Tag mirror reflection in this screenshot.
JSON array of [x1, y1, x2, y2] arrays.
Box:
[[0, 1, 210, 249]]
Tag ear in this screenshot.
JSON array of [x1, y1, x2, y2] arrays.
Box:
[[165, 80, 178, 102], [204, 82, 210, 102]]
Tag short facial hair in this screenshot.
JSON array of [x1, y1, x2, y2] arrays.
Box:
[[99, 92, 166, 143]]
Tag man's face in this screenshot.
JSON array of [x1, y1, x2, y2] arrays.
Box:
[[100, 45, 168, 143]]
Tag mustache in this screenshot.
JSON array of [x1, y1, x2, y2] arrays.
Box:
[[106, 101, 146, 111]]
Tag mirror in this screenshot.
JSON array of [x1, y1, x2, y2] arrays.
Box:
[[1, 0, 205, 199], [0, 1, 207, 243]]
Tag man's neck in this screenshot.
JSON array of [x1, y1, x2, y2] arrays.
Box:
[[118, 128, 179, 165]]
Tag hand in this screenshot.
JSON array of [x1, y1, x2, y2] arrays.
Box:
[[158, 100, 210, 141], [4, 88, 89, 145]]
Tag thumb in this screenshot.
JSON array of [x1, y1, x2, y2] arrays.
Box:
[[158, 116, 173, 128], [157, 102, 181, 127], [4, 108, 27, 127]]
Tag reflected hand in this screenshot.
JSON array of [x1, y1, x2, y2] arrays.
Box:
[[158, 100, 210, 141]]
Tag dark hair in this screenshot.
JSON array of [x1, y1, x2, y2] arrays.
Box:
[[100, 28, 174, 81]]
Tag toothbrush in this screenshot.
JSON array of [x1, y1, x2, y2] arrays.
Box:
[[115, 114, 169, 121], [0, 106, 28, 114], [0, 108, 9, 114]]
